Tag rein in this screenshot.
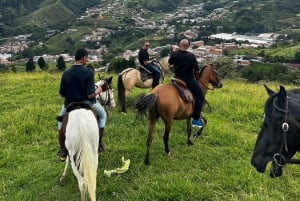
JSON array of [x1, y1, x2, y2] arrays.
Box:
[[198, 79, 215, 91], [95, 82, 111, 117], [271, 96, 300, 170], [197, 67, 217, 91]]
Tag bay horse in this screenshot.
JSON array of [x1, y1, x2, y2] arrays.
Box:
[[59, 103, 99, 201], [251, 85, 300, 177], [117, 64, 164, 114], [134, 64, 223, 165]]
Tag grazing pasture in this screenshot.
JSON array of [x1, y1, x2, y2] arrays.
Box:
[[1, 72, 300, 201]]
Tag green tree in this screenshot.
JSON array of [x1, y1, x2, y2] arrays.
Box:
[[160, 47, 171, 58], [22, 48, 34, 59], [25, 58, 35, 72], [56, 56, 66, 71], [294, 51, 300, 63], [37, 56, 48, 70], [109, 57, 135, 72]]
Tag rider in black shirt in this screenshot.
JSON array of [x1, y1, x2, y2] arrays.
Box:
[[138, 41, 161, 89], [169, 39, 204, 128]]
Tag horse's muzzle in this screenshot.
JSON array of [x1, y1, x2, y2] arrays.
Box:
[[214, 82, 223, 89]]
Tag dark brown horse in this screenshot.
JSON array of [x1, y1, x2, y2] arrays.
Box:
[[134, 64, 223, 165]]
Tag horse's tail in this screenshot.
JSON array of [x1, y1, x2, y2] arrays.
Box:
[[65, 109, 98, 201], [134, 93, 158, 117], [117, 73, 125, 109]]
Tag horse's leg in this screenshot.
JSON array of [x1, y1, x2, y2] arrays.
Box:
[[122, 89, 131, 114], [145, 108, 159, 165], [186, 118, 193, 145], [163, 119, 172, 157], [145, 120, 157, 165], [60, 156, 70, 182]]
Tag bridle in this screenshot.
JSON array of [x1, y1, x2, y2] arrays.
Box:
[[198, 66, 220, 91], [95, 81, 113, 117], [271, 96, 300, 172]]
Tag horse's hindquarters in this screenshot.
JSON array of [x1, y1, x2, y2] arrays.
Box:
[[65, 109, 98, 201]]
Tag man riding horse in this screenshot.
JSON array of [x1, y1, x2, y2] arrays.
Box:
[[57, 48, 107, 161], [168, 39, 205, 128], [138, 41, 161, 89]]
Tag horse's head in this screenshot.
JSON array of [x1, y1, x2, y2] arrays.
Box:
[[197, 64, 222, 90], [95, 76, 116, 109], [251, 85, 300, 177]]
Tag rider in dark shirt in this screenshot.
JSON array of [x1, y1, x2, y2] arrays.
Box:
[[168, 39, 204, 128], [138, 41, 161, 89], [57, 48, 107, 161]]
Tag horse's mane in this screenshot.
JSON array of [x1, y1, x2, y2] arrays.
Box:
[[197, 64, 209, 79]]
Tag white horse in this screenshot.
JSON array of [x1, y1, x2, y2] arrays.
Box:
[[60, 107, 99, 201]]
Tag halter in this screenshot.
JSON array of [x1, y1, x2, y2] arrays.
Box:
[[95, 81, 113, 117], [198, 66, 219, 91], [98, 82, 112, 106], [271, 96, 300, 171]]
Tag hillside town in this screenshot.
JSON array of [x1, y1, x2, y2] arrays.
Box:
[[0, 2, 278, 66]]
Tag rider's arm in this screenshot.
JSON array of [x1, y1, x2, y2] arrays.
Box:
[[88, 87, 102, 99]]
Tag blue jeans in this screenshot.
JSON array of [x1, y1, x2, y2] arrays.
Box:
[[57, 100, 107, 130], [146, 63, 161, 88], [185, 79, 204, 120]]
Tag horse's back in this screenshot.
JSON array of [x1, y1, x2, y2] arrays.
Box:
[[65, 108, 98, 201], [153, 84, 193, 118], [121, 68, 153, 89], [66, 109, 98, 151]]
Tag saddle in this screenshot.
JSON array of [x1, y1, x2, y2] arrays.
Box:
[[57, 102, 97, 122], [136, 66, 153, 82], [171, 78, 194, 102]]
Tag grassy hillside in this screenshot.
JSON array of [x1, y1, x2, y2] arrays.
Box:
[[16, 1, 75, 29], [1, 72, 300, 200]]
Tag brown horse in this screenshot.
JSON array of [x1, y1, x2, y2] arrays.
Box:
[[134, 64, 222, 165], [117, 64, 164, 113]]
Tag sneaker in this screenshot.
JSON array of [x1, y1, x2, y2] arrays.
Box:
[[57, 147, 68, 161], [192, 118, 203, 128]]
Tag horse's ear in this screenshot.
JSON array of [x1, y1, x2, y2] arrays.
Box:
[[277, 85, 287, 107], [107, 76, 113, 84], [264, 84, 275, 96]]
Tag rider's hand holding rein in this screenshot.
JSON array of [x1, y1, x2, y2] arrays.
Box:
[[88, 86, 102, 99], [95, 87, 102, 96]]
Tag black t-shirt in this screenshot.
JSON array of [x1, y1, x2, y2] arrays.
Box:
[[59, 65, 95, 106], [168, 50, 199, 81], [138, 48, 149, 67]]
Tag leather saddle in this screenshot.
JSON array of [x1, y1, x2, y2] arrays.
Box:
[[171, 78, 194, 102], [136, 66, 153, 82], [57, 102, 97, 122]]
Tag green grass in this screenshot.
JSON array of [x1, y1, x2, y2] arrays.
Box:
[[1, 72, 300, 201]]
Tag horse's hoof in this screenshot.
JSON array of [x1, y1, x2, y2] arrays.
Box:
[[144, 159, 150, 165], [166, 152, 171, 158], [121, 112, 127, 115], [187, 140, 193, 146]]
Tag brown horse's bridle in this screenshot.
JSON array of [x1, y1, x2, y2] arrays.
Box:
[[271, 96, 300, 171], [198, 67, 219, 91]]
